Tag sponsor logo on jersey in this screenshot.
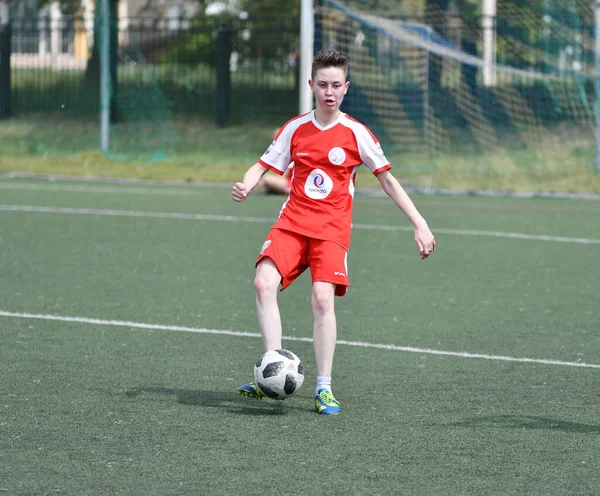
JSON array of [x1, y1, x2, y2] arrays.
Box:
[[304, 169, 333, 199], [264, 139, 276, 154], [296, 152, 309, 157], [260, 239, 271, 254], [328, 147, 346, 165]]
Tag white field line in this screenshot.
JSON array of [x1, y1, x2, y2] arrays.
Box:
[[3, 179, 600, 211], [3, 173, 600, 200], [1, 204, 600, 245], [0, 182, 207, 197], [0, 172, 233, 188], [1, 310, 599, 370]]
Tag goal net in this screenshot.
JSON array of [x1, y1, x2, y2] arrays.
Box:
[[317, 0, 596, 192]]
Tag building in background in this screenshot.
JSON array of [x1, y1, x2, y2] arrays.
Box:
[[4, 0, 202, 69]]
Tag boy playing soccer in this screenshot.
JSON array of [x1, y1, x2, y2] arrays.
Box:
[[232, 49, 436, 415]]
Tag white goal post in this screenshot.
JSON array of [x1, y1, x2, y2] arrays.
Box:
[[299, 0, 314, 114]]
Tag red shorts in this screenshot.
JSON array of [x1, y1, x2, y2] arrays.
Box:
[[256, 228, 349, 297]]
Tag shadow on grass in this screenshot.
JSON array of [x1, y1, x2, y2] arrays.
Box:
[[123, 386, 306, 416], [450, 415, 600, 434]]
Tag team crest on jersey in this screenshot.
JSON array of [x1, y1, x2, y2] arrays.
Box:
[[260, 240, 271, 254], [304, 169, 333, 200], [328, 147, 346, 165]]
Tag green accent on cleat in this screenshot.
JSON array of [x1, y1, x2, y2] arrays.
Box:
[[315, 388, 341, 415], [238, 382, 265, 400]]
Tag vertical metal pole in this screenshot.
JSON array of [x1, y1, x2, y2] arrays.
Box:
[[482, 0, 496, 87], [596, 0, 600, 172], [0, 22, 11, 120], [423, 34, 431, 157], [299, 0, 314, 114], [215, 27, 232, 128], [100, 0, 110, 153]]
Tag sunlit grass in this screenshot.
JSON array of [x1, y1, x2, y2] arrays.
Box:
[[1, 115, 599, 193]]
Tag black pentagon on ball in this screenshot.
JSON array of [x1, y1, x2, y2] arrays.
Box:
[[255, 355, 264, 368], [297, 362, 304, 375], [284, 374, 298, 395], [257, 383, 280, 398], [275, 349, 294, 360], [262, 360, 284, 378]]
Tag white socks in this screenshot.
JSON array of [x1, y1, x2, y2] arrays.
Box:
[[316, 376, 332, 395]]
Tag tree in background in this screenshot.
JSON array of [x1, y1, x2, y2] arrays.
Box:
[[237, 0, 300, 83]]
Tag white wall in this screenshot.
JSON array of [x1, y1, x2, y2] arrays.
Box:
[[0, 1, 8, 25]]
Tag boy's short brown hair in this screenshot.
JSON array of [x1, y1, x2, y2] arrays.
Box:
[[311, 49, 349, 80]]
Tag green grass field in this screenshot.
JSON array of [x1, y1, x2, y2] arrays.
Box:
[[1, 176, 599, 495]]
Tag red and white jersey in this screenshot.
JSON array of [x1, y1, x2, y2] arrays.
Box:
[[258, 111, 391, 250]]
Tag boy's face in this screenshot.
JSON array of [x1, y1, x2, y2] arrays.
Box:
[[309, 67, 350, 113]]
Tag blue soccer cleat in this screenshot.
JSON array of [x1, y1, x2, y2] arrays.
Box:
[[315, 388, 341, 415], [238, 382, 265, 400]]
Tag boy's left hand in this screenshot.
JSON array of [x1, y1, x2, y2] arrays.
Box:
[[415, 228, 436, 260]]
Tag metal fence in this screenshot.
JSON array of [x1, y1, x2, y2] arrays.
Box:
[[0, 23, 10, 118], [3, 13, 300, 124]]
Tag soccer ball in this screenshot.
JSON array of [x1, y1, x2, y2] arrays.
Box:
[[253, 349, 305, 399]]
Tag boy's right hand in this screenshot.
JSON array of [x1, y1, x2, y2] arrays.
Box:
[[232, 182, 250, 202]]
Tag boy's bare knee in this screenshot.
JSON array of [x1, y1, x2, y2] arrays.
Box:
[[253, 273, 278, 296], [254, 261, 281, 297], [311, 283, 335, 316]]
